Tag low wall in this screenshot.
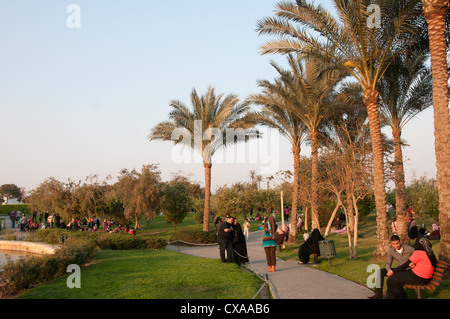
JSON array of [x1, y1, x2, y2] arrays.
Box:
[[0, 240, 59, 255]]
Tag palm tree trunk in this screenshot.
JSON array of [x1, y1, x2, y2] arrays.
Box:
[[392, 129, 409, 245], [364, 88, 390, 259], [288, 144, 301, 244], [310, 129, 320, 230], [203, 162, 212, 232], [423, 0, 450, 265]]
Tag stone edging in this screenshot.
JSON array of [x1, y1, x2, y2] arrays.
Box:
[[0, 240, 60, 255]]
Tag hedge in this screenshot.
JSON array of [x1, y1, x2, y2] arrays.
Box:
[[0, 238, 97, 297], [169, 230, 217, 245], [0, 204, 30, 216], [31, 229, 167, 250]]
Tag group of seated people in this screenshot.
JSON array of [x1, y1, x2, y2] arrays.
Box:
[[17, 215, 137, 235], [370, 225, 438, 299]]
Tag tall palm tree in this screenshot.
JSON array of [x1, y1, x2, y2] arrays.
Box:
[[245, 59, 309, 243], [256, 0, 423, 258], [248, 53, 347, 235], [149, 86, 255, 231], [379, 50, 433, 245], [421, 0, 450, 263]]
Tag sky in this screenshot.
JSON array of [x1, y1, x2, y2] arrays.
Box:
[[0, 0, 438, 194]]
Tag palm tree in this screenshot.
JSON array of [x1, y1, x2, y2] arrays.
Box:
[[256, 0, 423, 258], [248, 53, 346, 237], [149, 86, 255, 231], [379, 50, 433, 245], [246, 59, 309, 243], [421, 0, 450, 263]]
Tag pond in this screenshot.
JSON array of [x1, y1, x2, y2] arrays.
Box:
[[0, 249, 30, 268]]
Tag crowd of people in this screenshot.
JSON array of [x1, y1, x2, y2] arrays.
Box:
[[7, 209, 137, 235]]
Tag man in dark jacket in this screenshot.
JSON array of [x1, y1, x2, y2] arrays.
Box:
[[217, 216, 234, 263]]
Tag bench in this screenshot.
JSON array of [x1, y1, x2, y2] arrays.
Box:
[[405, 259, 448, 299]]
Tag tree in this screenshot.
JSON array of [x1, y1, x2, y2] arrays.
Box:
[[256, 0, 424, 258], [111, 165, 162, 228], [379, 50, 433, 244], [0, 184, 23, 204], [149, 86, 256, 231], [246, 57, 309, 243], [247, 53, 346, 239], [27, 177, 66, 215], [160, 181, 192, 231], [421, 0, 450, 264], [406, 175, 439, 223], [323, 96, 374, 258]]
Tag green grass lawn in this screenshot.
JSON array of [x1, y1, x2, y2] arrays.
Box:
[[18, 249, 264, 299]]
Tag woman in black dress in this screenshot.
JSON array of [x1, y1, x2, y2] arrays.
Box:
[[298, 228, 324, 264], [232, 218, 249, 265]]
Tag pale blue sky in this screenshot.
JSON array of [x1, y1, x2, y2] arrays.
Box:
[[0, 0, 437, 193]]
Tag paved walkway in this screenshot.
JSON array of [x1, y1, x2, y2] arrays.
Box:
[[167, 228, 375, 299]]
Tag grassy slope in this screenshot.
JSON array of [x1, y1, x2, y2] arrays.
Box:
[[18, 249, 263, 299]]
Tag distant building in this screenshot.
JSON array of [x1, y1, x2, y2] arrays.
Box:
[[1, 197, 24, 205]]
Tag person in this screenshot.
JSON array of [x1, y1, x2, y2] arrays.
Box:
[[369, 235, 415, 299], [262, 215, 277, 272], [28, 218, 39, 232], [334, 217, 342, 230], [103, 218, 109, 232], [296, 215, 303, 233], [54, 214, 61, 228], [87, 218, 95, 231], [385, 237, 436, 299], [391, 217, 398, 234], [9, 210, 17, 229], [430, 223, 440, 240], [409, 226, 437, 267], [275, 224, 288, 252], [67, 218, 79, 231], [217, 216, 234, 263], [47, 214, 54, 229], [214, 217, 223, 236], [303, 230, 309, 242], [298, 228, 324, 264], [232, 218, 249, 265], [19, 214, 28, 232], [243, 218, 250, 240]]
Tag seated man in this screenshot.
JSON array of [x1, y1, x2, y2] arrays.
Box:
[[369, 235, 415, 299]]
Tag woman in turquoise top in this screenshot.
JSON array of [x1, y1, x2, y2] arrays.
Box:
[[262, 215, 277, 272]]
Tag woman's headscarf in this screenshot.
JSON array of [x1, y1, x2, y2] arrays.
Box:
[[410, 226, 437, 268]]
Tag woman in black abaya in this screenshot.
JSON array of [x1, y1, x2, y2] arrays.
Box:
[[298, 228, 324, 264], [232, 218, 249, 265]]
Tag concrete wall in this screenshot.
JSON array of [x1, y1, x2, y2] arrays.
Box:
[[0, 241, 59, 255]]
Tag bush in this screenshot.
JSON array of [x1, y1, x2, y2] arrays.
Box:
[[30, 229, 167, 250], [0, 204, 30, 216], [0, 238, 97, 297], [170, 230, 217, 245]]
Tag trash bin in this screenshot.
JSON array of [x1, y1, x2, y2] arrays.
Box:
[[319, 239, 336, 267]]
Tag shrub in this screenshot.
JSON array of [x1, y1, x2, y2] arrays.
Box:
[[0, 238, 97, 297], [30, 229, 167, 250], [170, 230, 217, 245], [0, 204, 30, 216]]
